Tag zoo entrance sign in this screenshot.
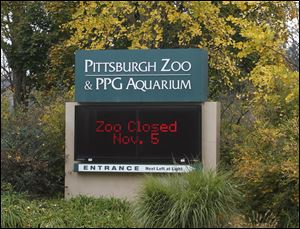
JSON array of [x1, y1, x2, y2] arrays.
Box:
[[75, 49, 208, 102]]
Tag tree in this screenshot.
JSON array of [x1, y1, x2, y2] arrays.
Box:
[[0, 1, 76, 107], [1, 2, 49, 106], [43, 1, 78, 91], [61, 1, 241, 98], [59, 1, 298, 116]]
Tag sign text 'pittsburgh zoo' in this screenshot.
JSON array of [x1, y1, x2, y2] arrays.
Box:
[[75, 49, 208, 102]]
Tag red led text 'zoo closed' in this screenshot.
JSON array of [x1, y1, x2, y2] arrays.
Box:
[[96, 120, 178, 145]]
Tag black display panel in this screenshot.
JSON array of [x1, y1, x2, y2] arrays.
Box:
[[75, 105, 201, 164]]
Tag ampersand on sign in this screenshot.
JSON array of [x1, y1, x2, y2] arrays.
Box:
[[84, 81, 93, 90]]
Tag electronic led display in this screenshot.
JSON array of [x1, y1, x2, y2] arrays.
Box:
[[75, 105, 201, 164]]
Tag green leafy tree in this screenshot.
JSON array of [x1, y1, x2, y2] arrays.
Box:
[[1, 1, 77, 107], [1, 1, 51, 106]]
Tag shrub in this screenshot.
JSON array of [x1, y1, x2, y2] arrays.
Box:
[[1, 90, 72, 196], [233, 117, 299, 228], [133, 170, 242, 228]]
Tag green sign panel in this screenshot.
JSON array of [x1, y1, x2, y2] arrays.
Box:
[[75, 49, 208, 102]]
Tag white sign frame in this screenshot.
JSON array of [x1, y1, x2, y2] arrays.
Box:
[[75, 163, 194, 173]]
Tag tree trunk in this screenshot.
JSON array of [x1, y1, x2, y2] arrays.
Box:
[[12, 69, 26, 108]]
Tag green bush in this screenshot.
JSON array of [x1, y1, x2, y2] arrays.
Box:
[[133, 170, 242, 228], [1, 90, 72, 196]]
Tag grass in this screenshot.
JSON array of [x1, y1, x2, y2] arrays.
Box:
[[132, 169, 243, 228], [2, 191, 280, 228], [1, 192, 134, 228], [2, 171, 288, 228]]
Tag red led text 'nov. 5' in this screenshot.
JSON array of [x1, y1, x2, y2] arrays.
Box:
[[95, 120, 177, 145]]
